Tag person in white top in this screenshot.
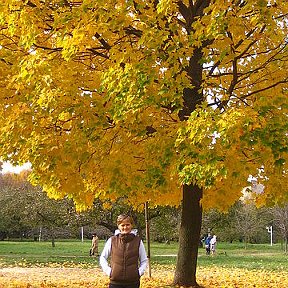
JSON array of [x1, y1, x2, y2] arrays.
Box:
[[100, 214, 148, 288], [210, 235, 217, 255]]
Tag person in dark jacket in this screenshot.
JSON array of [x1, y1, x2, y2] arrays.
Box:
[[204, 234, 212, 255], [100, 214, 148, 288]]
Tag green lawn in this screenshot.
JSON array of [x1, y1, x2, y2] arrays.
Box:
[[0, 240, 287, 271], [149, 241, 288, 271]]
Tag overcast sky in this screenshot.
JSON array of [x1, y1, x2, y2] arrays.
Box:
[[1, 162, 31, 174]]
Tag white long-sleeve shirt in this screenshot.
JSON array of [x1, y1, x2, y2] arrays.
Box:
[[210, 235, 217, 247], [99, 229, 148, 277]]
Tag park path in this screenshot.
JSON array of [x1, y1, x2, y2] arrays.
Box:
[[0, 267, 102, 286]]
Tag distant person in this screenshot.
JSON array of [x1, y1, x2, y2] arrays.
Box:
[[90, 233, 99, 256], [204, 234, 212, 255], [210, 235, 217, 255], [100, 214, 148, 288]]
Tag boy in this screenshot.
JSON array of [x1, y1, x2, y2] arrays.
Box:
[[100, 214, 147, 288]]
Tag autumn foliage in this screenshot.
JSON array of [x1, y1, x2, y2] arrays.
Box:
[[0, 0, 287, 210], [1, 265, 288, 288], [1, 1, 288, 287]]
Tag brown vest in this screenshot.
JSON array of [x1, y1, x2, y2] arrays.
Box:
[[110, 233, 141, 284]]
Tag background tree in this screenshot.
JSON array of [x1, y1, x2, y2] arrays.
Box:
[[149, 206, 181, 243], [0, 171, 148, 241], [201, 206, 241, 243], [0, 173, 32, 239], [202, 202, 273, 244], [272, 205, 288, 252], [0, 172, 83, 243], [233, 203, 270, 247], [80, 198, 148, 238], [1, 1, 288, 286]]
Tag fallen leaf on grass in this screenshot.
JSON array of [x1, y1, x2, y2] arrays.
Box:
[[0, 265, 288, 288]]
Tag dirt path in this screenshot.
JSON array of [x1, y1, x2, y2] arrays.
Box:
[[0, 267, 105, 287]]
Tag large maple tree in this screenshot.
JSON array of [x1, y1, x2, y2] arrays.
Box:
[[0, 0, 288, 286]]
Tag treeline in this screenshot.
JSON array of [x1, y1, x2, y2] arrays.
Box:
[[0, 172, 287, 252]]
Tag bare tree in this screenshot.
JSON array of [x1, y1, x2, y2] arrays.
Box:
[[272, 205, 288, 253]]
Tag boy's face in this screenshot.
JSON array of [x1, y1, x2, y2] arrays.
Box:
[[118, 218, 132, 234]]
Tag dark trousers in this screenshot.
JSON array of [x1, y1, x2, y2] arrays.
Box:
[[109, 281, 140, 288]]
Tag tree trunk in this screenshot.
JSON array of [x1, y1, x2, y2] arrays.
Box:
[[51, 230, 55, 247], [173, 184, 203, 287], [172, 2, 207, 284]]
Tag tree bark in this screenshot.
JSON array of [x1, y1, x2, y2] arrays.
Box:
[[173, 184, 203, 287], [173, 2, 208, 285], [174, 48, 204, 286]]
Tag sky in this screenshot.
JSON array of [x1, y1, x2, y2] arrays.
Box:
[[1, 161, 31, 174]]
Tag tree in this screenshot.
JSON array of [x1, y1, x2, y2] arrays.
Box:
[[149, 206, 181, 242], [233, 203, 269, 247], [1, 1, 288, 286], [0, 171, 81, 243], [202, 202, 273, 244], [201, 206, 240, 243], [0, 173, 32, 239], [272, 205, 288, 252], [81, 198, 148, 237], [0, 171, 147, 241]]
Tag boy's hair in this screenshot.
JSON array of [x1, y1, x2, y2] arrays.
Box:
[[117, 214, 134, 225]]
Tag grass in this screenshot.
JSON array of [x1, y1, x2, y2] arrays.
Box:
[[147, 241, 288, 271], [198, 242, 288, 271], [0, 240, 287, 271], [0, 240, 96, 267]]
